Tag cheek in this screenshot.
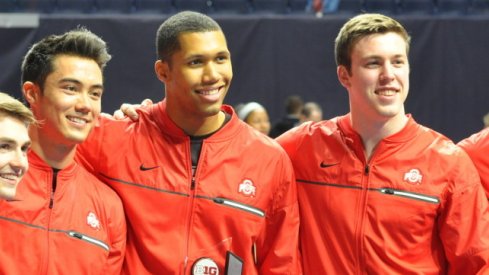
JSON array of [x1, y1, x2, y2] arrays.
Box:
[[356, 72, 378, 86], [21, 155, 29, 168], [223, 64, 233, 79], [44, 97, 72, 115], [91, 100, 102, 114], [179, 69, 200, 85], [401, 72, 410, 85], [0, 154, 7, 167], [172, 75, 196, 92]]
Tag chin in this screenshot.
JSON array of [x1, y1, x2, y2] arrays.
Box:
[[377, 106, 403, 117], [0, 187, 17, 200], [66, 134, 89, 144], [204, 106, 222, 116]]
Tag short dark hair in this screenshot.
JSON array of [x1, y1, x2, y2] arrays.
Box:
[[156, 11, 222, 64], [21, 27, 111, 90], [285, 95, 304, 115]]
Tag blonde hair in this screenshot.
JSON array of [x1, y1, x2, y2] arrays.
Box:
[[0, 92, 36, 126]]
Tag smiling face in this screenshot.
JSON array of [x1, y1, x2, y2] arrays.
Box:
[[245, 109, 271, 136], [0, 116, 30, 200], [155, 31, 232, 133], [338, 32, 410, 124], [25, 54, 103, 147]]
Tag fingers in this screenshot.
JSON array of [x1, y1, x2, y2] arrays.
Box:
[[111, 103, 138, 121], [113, 109, 127, 120], [123, 103, 140, 121], [141, 98, 153, 107], [112, 99, 153, 121]]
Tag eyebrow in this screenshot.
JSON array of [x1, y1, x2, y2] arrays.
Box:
[[365, 53, 406, 58], [0, 137, 30, 146], [186, 50, 230, 58]]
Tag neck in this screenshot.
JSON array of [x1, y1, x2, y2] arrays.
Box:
[[28, 127, 76, 169], [350, 112, 408, 160], [173, 111, 225, 136]]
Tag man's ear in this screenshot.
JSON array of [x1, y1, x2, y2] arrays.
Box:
[[154, 60, 170, 83], [22, 81, 40, 106], [337, 65, 351, 89]]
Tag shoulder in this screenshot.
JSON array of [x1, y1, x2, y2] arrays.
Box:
[[226, 121, 291, 166], [418, 126, 467, 161], [242, 121, 287, 152], [420, 127, 480, 183], [277, 118, 340, 146], [458, 128, 489, 152]]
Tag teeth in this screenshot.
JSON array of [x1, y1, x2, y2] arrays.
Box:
[[68, 117, 87, 124], [0, 174, 17, 180], [198, 88, 219, 95], [377, 90, 396, 96]]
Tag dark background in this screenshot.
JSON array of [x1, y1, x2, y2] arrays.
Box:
[[1, 10, 489, 142]]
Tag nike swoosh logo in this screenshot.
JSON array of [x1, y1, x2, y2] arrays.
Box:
[[139, 164, 159, 171], [320, 161, 339, 168]]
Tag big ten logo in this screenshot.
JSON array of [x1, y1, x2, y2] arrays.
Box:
[[192, 258, 219, 275]]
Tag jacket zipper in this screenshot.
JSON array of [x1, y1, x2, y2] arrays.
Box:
[[377, 188, 440, 204], [49, 169, 59, 209], [355, 162, 371, 274], [184, 139, 200, 274], [364, 164, 370, 175], [213, 197, 265, 217], [67, 231, 109, 251], [42, 168, 59, 274]]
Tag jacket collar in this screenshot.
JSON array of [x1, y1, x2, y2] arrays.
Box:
[[150, 99, 242, 141], [338, 113, 419, 145], [28, 149, 77, 175]]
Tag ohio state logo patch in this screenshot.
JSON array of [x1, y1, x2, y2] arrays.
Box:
[[86, 211, 101, 230], [192, 257, 219, 275], [403, 169, 423, 185], [238, 179, 256, 197]]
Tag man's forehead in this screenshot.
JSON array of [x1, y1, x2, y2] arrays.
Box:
[[176, 32, 229, 54]]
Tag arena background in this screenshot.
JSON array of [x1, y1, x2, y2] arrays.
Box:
[[1, 3, 488, 142]]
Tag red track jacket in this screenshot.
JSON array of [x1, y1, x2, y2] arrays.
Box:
[[76, 100, 301, 274], [458, 127, 489, 198], [277, 114, 489, 274], [0, 151, 126, 274]]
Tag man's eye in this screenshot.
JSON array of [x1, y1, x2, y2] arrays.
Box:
[[64, 86, 77, 92], [216, 56, 228, 62], [21, 144, 31, 153], [393, 59, 405, 66], [90, 91, 103, 98], [0, 143, 11, 151], [367, 60, 379, 65], [189, 60, 202, 66]]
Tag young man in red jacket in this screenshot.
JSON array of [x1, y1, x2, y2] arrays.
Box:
[[458, 127, 489, 198], [77, 11, 301, 275], [0, 28, 126, 274], [277, 13, 489, 274], [0, 92, 34, 200]]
